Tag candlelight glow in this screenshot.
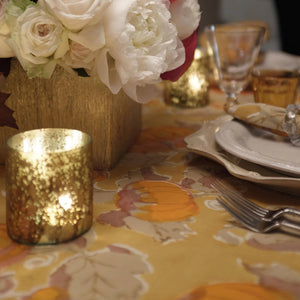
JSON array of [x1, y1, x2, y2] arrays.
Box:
[[194, 48, 202, 59], [188, 74, 206, 92], [59, 193, 73, 210], [164, 48, 210, 108]]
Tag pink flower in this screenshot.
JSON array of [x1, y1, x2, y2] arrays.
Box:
[[64, 41, 97, 70]]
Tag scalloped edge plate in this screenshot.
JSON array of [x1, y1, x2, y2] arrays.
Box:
[[215, 119, 300, 177], [184, 115, 300, 195]]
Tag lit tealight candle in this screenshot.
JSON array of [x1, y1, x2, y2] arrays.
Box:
[[5, 128, 93, 245], [164, 48, 210, 108]]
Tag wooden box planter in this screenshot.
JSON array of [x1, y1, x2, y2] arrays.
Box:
[[0, 59, 141, 170]]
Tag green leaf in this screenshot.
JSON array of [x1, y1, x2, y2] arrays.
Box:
[[11, 0, 35, 11]]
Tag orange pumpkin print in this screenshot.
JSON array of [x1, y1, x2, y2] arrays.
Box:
[[116, 180, 199, 222], [177, 283, 295, 300], [28, 287, 69, 300]]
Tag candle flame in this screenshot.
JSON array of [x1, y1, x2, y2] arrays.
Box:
[[59, 193, 73, 210], [188, 74, 206, 92]]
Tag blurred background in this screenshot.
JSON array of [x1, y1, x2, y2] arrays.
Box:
[[198, 0, 300, 55]]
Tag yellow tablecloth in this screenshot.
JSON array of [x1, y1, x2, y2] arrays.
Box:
[[0, 88, 300, 300]]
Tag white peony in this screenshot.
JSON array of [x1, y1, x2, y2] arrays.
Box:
[[7, 4, 69, 78], [95, 0, 185, 102], [39, 0, 112, 32], [169, 0, 201, 39]]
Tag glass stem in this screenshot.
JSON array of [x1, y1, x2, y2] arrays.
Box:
[[224, 93, 239, 111]]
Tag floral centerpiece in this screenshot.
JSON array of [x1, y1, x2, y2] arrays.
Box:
[[0, 0, 201, 169], [0, 0, 201, 103]]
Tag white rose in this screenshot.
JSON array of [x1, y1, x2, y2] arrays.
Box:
[[7, 4, 69, 78], [68, 22, 106, 52], [95, 0, 185, 102], [64, 21, 106, 71], [39, 0, 111, 32], [63, 41, 97, 70], [169, 0, 201, 40]]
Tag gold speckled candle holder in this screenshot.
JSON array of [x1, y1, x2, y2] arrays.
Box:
[[5, 128, 93, 245], [164, 48, 210, 108]]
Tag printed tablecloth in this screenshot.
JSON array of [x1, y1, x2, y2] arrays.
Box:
[[0, 88, 300, 300]]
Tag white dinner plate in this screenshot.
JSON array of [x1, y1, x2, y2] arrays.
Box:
[[215, 120, 300, 177], [184, 115, 300, 195]]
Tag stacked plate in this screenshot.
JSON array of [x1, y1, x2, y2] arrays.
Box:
[[184, 115, 300, 195]]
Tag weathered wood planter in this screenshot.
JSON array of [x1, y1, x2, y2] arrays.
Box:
[[0, 59, 141, 170]]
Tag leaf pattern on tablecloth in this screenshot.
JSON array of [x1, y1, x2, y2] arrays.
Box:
[[211, 220, 300, 299], [245, 232, 300, 253], [0, 272, 15, 295], [47, 244, 152, 300], [129, 127, 194, 153], [180, 154, 232, 192], [0, 224, 30, 270], [93, 153, 171, 192], [204, 199, 224, 211], [23, 254, 58, 270], [243, 262, 300, 299], [0, 229, 99, 299], [97, 180, 199, 243], [122, 216, 196, 244], [213, 220, 300, 253], [181, 165, 219, 193], [213, 226, 244, 245]]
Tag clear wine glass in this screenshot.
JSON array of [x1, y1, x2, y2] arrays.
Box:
[[204, 24, 265, 109]]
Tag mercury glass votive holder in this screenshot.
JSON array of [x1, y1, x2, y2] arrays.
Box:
[[164, 48, 210, 108], [5, 128, 93, 245]]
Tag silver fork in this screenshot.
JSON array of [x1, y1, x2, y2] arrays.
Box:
[[212, 181, 300, 236], [212, 180, 300, 222], [216, 195, 300, 235]]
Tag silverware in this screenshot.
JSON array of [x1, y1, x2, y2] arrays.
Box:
[[212, 180, 300, 222], [212, 180, 300, 236]]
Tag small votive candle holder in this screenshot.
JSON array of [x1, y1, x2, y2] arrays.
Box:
[[164, 48, 210, 108], [6, 128, 93, 245]]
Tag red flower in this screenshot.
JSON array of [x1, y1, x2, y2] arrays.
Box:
[[161, 28, 198, 82], [161, 0, 199, 81]]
